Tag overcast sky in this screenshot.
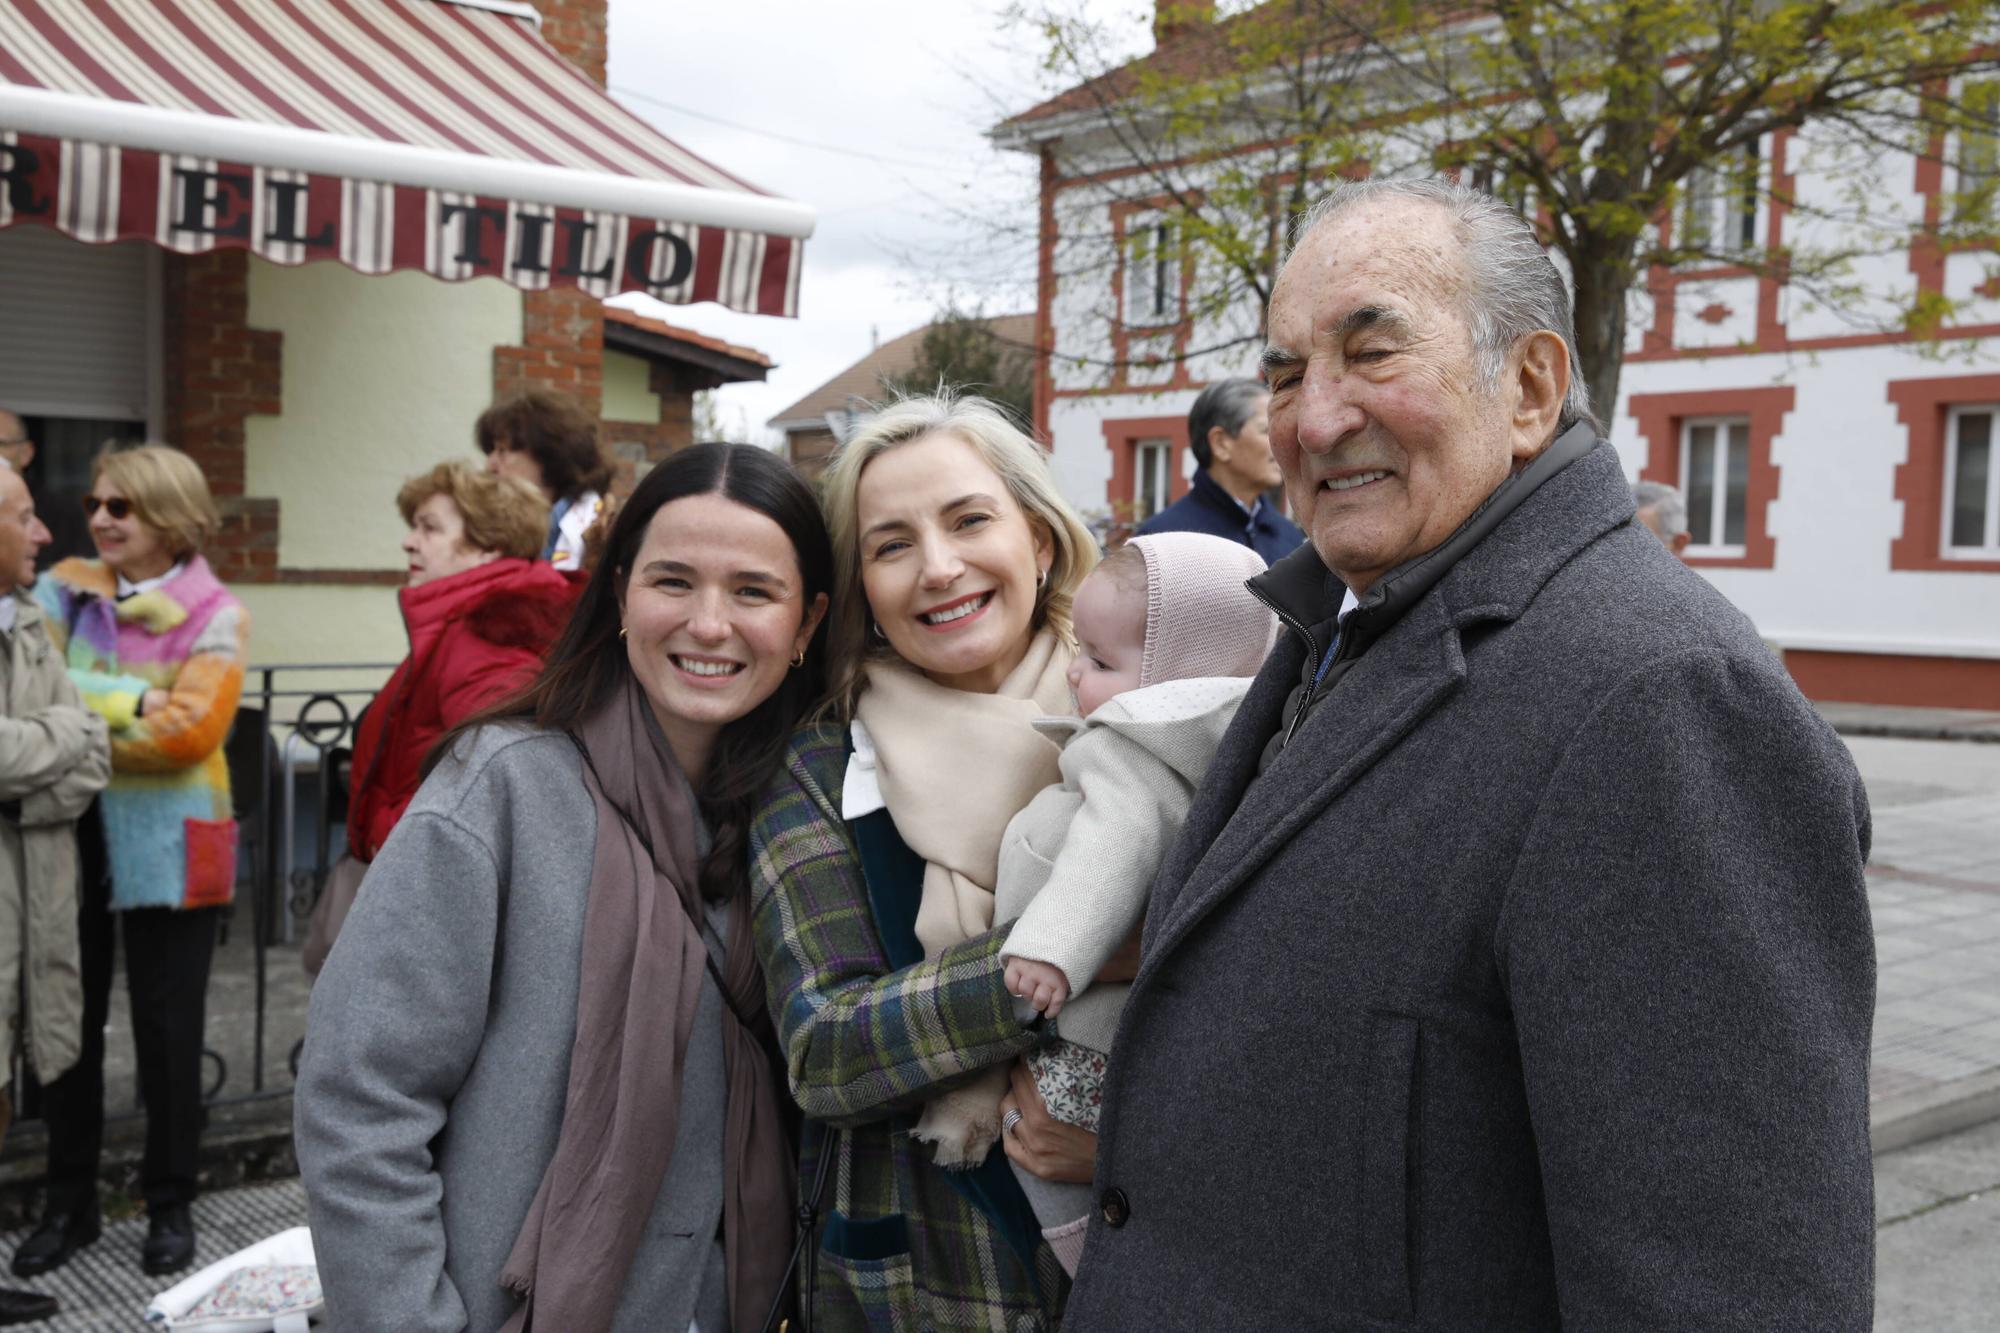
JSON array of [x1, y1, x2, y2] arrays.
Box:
[[603, 0, 1145, 445]]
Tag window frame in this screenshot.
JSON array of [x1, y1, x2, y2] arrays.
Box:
[[1956, 80, 2000, 222], [1943, 403, 2000, 558], [1134, 438, 1172, 521], [1677, 414, 1753, 557], [1679, 139, 1762, 262]]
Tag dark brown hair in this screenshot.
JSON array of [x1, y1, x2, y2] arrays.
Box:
[[432, 443, 836, 902], [474, 388, 612, 503]]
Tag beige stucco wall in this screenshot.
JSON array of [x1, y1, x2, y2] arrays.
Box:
[[602, 347, 659, 423], [235, 584, 406, 673], [245, 260, 522, 571], [240, 259, 521, 666]]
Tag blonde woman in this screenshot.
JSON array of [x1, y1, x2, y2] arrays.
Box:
[[750, 393, 1118, 1330], [20, 445, 248, 1279]]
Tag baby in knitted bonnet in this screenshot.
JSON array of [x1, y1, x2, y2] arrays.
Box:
[[991, 529, 1276, 1273]]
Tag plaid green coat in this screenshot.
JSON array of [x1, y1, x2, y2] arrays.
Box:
[[750, 723, 1068, 1332]]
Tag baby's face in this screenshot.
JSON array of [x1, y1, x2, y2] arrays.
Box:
[[1067, 566, 1146, 716]]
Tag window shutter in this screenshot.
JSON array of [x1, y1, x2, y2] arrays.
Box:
[[0, 226, 151, 419]]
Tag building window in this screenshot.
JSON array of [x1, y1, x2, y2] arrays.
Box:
[[1124, 220, 1176, 327], [1681, 140, 1760, 259], [1134, 439, 1172, 520], [1959, 81, 2000, 221], [1946, 405, 2000, 556], [1680, 416, 1751, 553]]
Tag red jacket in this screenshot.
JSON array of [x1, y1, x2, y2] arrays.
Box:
[[345, 558, 576, 862]]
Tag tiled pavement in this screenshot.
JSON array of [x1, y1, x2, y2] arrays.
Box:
[[1856, 736, 2000, 1150], [0, 1179, 308, 1330]]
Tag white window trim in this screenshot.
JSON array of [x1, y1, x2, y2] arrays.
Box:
[[1135, 439, 1171, 520], [1678, 138, 1763, 265], [1679, 414, 1750, 557], [1942, 403, 2000, 558], [1122, 216, 1178, 330]]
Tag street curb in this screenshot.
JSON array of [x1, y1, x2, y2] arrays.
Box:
[[1871, 1069, 2000, 1156], [1832, 725, 2000, 745]]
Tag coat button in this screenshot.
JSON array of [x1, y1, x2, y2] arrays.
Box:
[[1100, 1187, 1130, 1228]]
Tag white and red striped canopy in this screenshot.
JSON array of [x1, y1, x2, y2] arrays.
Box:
[[0, 0, 812, 315]]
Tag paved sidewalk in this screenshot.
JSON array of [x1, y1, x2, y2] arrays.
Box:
[[0, 1178, 308, 1331], [1819, 701, 2000, 743], [1853, 737, 2000, 1151]]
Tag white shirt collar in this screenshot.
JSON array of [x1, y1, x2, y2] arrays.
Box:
[[0, 594, 16, 633], [116, 558, 186, 600]]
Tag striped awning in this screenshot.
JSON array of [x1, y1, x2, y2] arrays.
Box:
[[0, 0, 812, 315]]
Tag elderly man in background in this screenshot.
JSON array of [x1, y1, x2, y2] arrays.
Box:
[[1137, 377, 1305, 563], [0, 460, 110, 1327], [1632, 479, 1692, 556], [1064, 179, 1875, 1330], [0, 411, 32, 475]]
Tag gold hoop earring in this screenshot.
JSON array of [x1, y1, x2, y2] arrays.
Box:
[[1037, 567, 1049, 588], [871, 621, 888, 642], [618, 626, 628, 639], [790, 649, 806, 669]]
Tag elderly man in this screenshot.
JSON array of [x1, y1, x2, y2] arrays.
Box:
[[1061, 179, 1874, 1330], [1633, 479, 1693, 556], [0, 461, 110, 1326]]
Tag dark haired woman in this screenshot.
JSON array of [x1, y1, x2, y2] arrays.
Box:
[[296, 443, 830, 1333], [1135, 376, 1303, 562], [475, 387, 613, 571]]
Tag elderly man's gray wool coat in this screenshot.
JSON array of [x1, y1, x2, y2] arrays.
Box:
[[1064, 433, 1876, 1331]]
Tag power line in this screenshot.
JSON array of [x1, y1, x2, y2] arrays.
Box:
[[610, 86, 978, 174]]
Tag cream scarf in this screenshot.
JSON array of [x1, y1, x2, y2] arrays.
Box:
[[855, 628, 1073, 1164]]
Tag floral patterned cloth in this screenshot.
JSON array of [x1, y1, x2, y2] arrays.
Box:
[[1028, 1038, 1108, 1133], [185, 1263, 321, 1318]]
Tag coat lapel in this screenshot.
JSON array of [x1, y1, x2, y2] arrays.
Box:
[[1142, 595, 1466, 975]]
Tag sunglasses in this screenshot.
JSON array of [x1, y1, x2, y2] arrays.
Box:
[[82, 496, 135, 520]]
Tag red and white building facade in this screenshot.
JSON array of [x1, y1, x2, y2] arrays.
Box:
[[998, 9, 2000, 710]]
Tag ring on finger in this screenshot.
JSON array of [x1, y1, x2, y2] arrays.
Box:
[[1002, 1107, 1024, 1135]]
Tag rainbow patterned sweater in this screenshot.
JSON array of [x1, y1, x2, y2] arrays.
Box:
[[33, 556, 249, 912]]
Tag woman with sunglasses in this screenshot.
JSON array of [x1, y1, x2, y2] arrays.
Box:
[[20, 444, 248, 1281]]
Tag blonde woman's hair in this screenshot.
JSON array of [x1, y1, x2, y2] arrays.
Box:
[[396, 460, 550, 561], [818, 391, 1099, 717], [92, 444, 220, 559]]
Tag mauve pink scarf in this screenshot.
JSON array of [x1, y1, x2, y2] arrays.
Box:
[[498, 677, 793, 1332]]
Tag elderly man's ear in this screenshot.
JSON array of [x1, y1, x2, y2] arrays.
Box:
[[1507, 330, 1572, 462]]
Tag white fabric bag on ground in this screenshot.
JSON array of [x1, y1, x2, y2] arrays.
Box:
[[145, 1225, 323, 1332]]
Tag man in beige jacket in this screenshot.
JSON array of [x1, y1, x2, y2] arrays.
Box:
[[0, 460, 110, 1326]]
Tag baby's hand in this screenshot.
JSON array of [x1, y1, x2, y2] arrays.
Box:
[[1005, 957, 1072, 1018]]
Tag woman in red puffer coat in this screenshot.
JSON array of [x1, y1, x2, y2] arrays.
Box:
[[346, 461, 577, 863]]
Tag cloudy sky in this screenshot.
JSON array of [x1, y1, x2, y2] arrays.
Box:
[[604, 0, 1146, 444]]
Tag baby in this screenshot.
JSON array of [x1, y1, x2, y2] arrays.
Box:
[[994, 530, 1276, 1274]]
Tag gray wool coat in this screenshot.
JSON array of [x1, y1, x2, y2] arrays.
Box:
[[1064, 434, 1877, 1331], [295, 725, 730, 1333]]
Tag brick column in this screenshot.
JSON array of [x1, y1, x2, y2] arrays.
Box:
[[161, 249, 282, 582], [498, 0, 611, 411]]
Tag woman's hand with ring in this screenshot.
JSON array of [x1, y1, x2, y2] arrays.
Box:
[[998, 1060, 1097, 1184]]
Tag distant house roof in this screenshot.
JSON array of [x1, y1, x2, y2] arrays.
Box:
[[604, 305, 772, 384], [767, 313, 1035, 430]]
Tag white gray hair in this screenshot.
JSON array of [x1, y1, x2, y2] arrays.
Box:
[[1631, 480, 1689, 538], [1285, 177, 1596, 434]]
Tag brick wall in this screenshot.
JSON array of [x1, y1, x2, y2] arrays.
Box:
[[161, 248, 282, 582], [599, 360, 702, 493], [497, 1, 612, 414]]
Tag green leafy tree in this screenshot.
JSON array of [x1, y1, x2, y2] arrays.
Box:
[[1005, 0, 2000, 415], [882, 305, 1038, 426]]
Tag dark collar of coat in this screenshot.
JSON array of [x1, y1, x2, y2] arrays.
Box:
[[1249, 420, 1609, 655]]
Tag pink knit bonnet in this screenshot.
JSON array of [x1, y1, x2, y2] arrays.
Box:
[[1130, 532, 1278, 688]]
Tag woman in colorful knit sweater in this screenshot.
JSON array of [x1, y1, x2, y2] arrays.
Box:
[[18, 445, 248, 1283]]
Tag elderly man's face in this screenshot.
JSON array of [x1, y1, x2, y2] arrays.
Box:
[[1265, 200, 1549, 595], [0, 468, 51, 592]]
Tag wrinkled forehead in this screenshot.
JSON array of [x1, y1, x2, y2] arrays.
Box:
[[1271, 199, 1468, 340]]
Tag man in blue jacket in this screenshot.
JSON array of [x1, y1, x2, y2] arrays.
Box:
[[1136, 379, 1304, 563]]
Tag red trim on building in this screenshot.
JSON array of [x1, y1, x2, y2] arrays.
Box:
[[1783, 650, 2000, 711], [1034, 144, 1059, 443], [1109, 196, 1199, 393], [1628, 385, 1795, 570], [1101, 414, 1190, 518], [1887, 372, 2000, 573]]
